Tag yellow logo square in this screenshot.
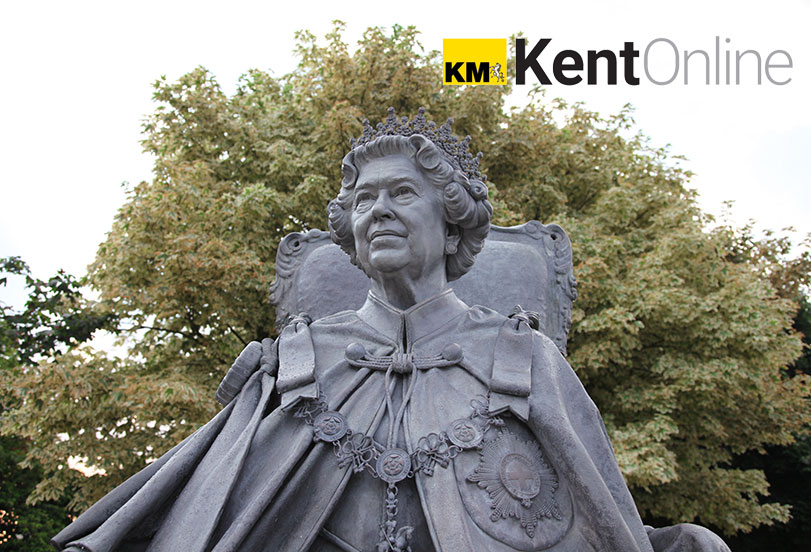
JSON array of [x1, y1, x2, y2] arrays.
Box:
[[443, 38, 507, 85]]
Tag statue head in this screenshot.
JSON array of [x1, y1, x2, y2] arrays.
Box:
[[328, 109, 493, 283]]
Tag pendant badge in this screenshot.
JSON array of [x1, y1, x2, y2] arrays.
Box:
[[377, 448, 412, 483]]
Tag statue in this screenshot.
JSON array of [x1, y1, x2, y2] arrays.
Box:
[[53, 109, 730, 551]]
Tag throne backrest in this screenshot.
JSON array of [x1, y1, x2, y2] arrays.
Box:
[[269, 221, 577, 355]]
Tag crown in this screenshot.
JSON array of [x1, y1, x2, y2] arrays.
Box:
[[350, 107, 486, 182]]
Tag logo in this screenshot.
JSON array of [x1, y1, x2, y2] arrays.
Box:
[[515, 37, 792, 86], [443, 39, 507, 85], [442, 37, 792, 87]]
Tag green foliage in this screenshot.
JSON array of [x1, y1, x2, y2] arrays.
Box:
[[726, 241, 811, 550], [0, 22, 808, 538], [726, 432, 811, 551], [0, 257, 118, 368], [565, 209, 807, 530], [0, 435, 71, 551], [0, 258, 112, 549]]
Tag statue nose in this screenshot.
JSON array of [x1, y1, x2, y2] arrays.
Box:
[[370, 191, 395, 220]]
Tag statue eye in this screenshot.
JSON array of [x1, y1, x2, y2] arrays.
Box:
[[354, 192, 375, 210], [393, 186, 416, 199]]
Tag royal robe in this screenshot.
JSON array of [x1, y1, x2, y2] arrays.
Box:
[[53, 290, 728, 552]]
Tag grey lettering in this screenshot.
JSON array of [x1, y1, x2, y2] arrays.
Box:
[[765, 50, 792, 85], [644, 38, 679, 85]]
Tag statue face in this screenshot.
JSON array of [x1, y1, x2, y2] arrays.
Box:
[[351, 154, 447, 281]]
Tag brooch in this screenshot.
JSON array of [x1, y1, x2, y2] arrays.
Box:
[[467, 430, 561, 538]]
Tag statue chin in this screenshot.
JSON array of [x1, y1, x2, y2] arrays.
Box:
[[366, 248, 411, 274]]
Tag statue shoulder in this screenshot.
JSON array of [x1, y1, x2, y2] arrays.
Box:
[[215, 337, 278, 406]]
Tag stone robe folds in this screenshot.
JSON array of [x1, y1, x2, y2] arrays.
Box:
[[52, 291, 728, 552]]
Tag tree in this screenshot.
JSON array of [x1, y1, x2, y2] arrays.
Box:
[[720, 225, 811, 550], [0, 435, 72, 551], [0, 257, 118, 368], [0, 257, 113, 550], [1, 23, 808, 538]]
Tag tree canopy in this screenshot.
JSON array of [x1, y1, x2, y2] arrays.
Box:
[[1, 22, 808, 538], [0, 258, 109, 549]]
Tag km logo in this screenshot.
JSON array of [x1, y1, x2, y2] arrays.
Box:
[[443, 39, 507, 85]]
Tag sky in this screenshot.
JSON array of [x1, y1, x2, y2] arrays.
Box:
[[1, 0, 809, 311]]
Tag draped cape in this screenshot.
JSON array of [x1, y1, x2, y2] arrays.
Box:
[[53, 291, 724, 552]]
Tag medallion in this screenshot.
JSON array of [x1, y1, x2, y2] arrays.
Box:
[[377, 448, 412, 483], [467, 430, 561, 538], [447, 418, 484, 449], [312, 411, 349, 442]]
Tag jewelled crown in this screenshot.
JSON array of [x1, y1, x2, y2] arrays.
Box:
[[350, 107, 486, 182]]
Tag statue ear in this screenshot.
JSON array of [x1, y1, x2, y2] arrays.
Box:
[[445, 225, 461, 255]]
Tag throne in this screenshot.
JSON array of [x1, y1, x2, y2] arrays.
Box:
[[269, 221, 577, 356]]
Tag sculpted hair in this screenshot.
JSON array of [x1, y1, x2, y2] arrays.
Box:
[[327, 134, 492, 281]]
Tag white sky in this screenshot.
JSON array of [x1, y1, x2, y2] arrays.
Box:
[[1, 0, 809, 310]]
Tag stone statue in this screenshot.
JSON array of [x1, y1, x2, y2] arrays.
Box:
[[53, 109, 730, 551]]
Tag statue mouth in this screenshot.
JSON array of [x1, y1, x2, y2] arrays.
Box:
[[369, 229, 406, 241]]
